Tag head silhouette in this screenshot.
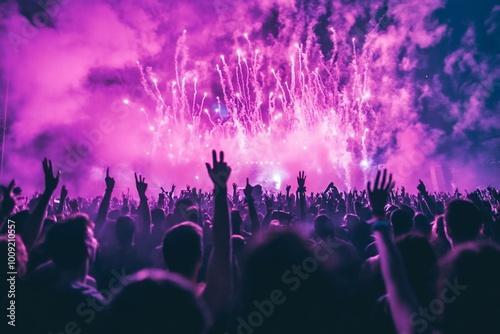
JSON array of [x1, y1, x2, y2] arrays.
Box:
[[413, 213, 432, 237], [444, 199, 482, 245], [106, 269, 207, 334], [45, 214, 97, 272], [115, 216, 135, 248], [237, 230, 338, 333], [162, 222, 203, 280], [185, 205, 199, 224], [314, 214, 335, 240], [151, 208, 166, 226], [390, 209, 412, 237]]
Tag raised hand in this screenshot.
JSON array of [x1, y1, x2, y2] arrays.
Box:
[[297, 171, 306, 193], [367, 169, 394, 217], [332, 184, 339, 192], [123, 193, 129, 206], [105, 167, 115, 191], [286, 184, 291, 194], [0, 180, 16, 217], [42, 158, 60, 194], [467, 190, 481, 204], [205, 150, 231, 191], [186, 184, 191, 192], [231, 182, 238, 204], [243, 178, 254, 200], [417, 179, 427, 196], [202, 150, 233, 315], [60, 185, 68, 200], [52, 185, 68, 215], [135, 173, 148, 198]]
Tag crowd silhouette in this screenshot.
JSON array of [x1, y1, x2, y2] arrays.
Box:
[[1, 151, 500, 333]]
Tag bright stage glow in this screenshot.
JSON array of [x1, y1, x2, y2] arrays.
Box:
[[272, 173, 281, 190], [360, 159, 371, 170]]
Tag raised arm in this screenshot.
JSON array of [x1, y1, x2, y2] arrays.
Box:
[[346, 191, 354, 213], [368, 170, 430, 334], [244, 178, 260, 235], [261, 195, 273, 229], [417, 180, 440, 216], [285, 184, 293, 213], [158, 189, 166, 208], [55, 185, 68, 215], [297, 171, 307, 220], [232, 182, 239, 205], [134, 173, 151, 243], [167, 184, 175, 211], [95, 168, 115, 234], [323, 181, 334, 195], [202, 150, 232, 316], [22, 158, 60, 252]]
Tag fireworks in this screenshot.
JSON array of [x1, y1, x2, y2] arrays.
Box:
[[131, 29, 380, 188], [2, 0, 498, 193]]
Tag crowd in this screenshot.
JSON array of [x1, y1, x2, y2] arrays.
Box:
[[1, 151, 500, 333]]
